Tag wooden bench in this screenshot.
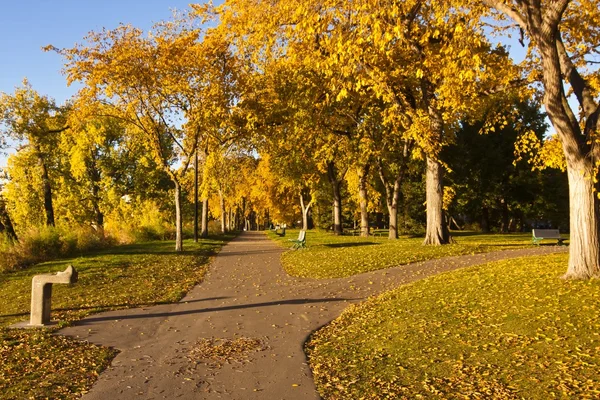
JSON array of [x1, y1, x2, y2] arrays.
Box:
[[289, 230, 306, 249], [532, 229, 565, 245]]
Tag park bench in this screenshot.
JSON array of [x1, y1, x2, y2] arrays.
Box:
[[289, 230, 306, 249], [532, 229, 565, 246]]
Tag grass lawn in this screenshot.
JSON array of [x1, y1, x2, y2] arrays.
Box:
[[268, 229, 551, 278], [0, 235, 233, 399], [306, 253, 600, 399]]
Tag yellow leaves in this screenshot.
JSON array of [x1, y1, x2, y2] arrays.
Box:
[[336, 88, 348, 102], [514, 132, 566, 172]]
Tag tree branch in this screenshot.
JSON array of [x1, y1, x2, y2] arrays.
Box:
[[482, 0, 528, 29]]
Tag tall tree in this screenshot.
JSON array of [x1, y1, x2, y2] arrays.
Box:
[[482, 0, 600, 278], [0, 81, 69, 227], [59, 18, 240, 250]]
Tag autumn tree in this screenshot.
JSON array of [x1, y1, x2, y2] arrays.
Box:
[[211, 0, 519, 243], [59, 16, 241, 250], [480, 0, 600, 278], [0, 81, 69, 227]]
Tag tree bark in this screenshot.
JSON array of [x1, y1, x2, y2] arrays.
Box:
[[219, 189, 226, 233], [327, 161, 344, 235], [563, 158, 600, 278], [201, 198, 209, 238], [37, 152, 55, 227], [377, 158, 404, 240], [357, 164, 370, 237], [87, 154, 104, 237], [0, 199, 17, 241], [174, 180, 183, 252], [500, 199, 509, 233], [299, 192, 314, 231], [194, 149, 199, 242], [423, 156, 449, 245]]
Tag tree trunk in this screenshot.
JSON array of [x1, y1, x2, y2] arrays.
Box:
[[174, 180, 183, 252], [423, 156, 449, 245], [92, 186, 104, 237], [377, 158, 404, 240], [357, 164, 370, 237], [219, 189, 226, 233], [563, 158, 600, 279], [299, 192, 313, 231], [327, 161, 344, 235], [38, 153, 55, 227], [500, 199, 509, 233], [86, 154, 104, 237], [0, 199, 17, 241], [201, 198, 209, 238], [194, 149, 199, 242]]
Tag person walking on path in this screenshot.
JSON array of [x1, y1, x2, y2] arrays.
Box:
[[60, 232, 565, 399]]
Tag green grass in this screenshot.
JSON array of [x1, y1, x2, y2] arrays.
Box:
[[268, 229, 547, 278], [306, 253, 600, 399], [0, 235, 233, 399]]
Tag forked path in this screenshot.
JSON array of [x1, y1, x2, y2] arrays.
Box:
[[60, 232, 566, 400]]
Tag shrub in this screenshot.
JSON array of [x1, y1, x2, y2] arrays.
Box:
[[0, 226, 110, 272]]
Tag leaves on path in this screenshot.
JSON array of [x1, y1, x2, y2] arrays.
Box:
[[188, 337, 267, 368]]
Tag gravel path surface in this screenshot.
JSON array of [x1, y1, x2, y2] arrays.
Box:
[[59, 232, 566, 399]]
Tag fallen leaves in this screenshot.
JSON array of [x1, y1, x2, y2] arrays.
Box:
[[306, 253, 600, 399], [187, 337, 267, 368]]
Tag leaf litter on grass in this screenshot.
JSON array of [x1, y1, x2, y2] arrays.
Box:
[[306, 253, 600, 399], [0, 236, 233, 399]]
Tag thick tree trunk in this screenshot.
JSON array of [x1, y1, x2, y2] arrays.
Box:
[[423, 156, 449, 245], [219, 189, 226, 233], [539, 37, 600, 278], [357, 164, 370, 237], [327, 161, 344, 235], [38, 155, 55, 227], [174, 180, 183, 252], [201, 198, 209, 238], [563, 158, 600, 279]]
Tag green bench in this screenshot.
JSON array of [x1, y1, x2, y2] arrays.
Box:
[[532, 229, 565, 245], [289, 230, 306, 249]]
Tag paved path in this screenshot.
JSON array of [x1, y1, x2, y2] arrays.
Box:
[[60, 232, 566, 399]]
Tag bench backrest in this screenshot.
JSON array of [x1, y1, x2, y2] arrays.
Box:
[[532, 229, 561, 239], [298, 230, 306, 241]]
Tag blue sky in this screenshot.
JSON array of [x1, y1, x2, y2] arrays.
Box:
[[0, 1, 210, 104]]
